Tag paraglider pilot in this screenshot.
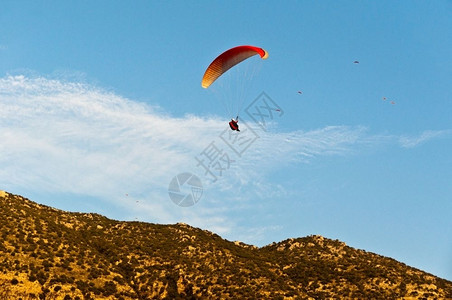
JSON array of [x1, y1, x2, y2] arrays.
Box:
[[229, 116, 240, 132]]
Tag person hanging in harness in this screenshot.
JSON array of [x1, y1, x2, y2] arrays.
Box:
[[229, 116, 240, 132]]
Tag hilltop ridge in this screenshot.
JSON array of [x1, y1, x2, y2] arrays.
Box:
[[0, 190, 451, 299]]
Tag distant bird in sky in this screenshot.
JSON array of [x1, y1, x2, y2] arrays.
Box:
[[353, 60, 359, 64], [297, 91, 302, 94]]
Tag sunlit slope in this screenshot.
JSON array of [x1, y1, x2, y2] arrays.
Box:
[[0, 190, 450, 299]]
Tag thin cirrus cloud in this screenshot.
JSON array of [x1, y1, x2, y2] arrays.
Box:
[[0, 75, 448, 233], [399, 130, 451, 148]]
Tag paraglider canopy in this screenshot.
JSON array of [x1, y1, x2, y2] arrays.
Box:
[[201, 45, 268, 89]]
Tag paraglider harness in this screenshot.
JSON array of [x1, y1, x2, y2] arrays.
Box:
[[229, 116, 240, 132]]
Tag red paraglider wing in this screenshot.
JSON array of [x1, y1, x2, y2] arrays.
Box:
[[201, 45, 268, 89]]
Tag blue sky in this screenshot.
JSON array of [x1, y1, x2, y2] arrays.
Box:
[[1, 1, 451, 280]]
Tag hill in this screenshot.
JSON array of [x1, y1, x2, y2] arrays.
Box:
[[0, 190, 451, 299]]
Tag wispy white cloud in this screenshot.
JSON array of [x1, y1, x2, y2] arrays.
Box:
[[0, 75, 217, 194], [1, 75, 449, 243], [399, 130, 451, 148], [0, 75, 242, 231]]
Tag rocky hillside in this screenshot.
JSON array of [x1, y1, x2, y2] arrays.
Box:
[[0, 190, 450, 299]]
